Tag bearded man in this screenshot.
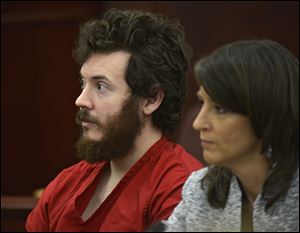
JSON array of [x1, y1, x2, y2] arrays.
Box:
[[26, 9, 203, 232]]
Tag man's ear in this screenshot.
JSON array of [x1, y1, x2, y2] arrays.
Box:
[[142, 89, 165, 115]]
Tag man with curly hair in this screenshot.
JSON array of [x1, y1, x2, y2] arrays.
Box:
[[26, 9, 203, 232]]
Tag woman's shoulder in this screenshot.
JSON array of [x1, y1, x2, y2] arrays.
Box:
[[185, 167, 208, 184], [285, 167, 299, 200], [181, 167, 209, 197]]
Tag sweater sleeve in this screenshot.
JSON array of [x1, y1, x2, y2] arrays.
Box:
[[164, 167, 208, 232]]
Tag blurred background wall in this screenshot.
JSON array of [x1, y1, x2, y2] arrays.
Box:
[[1, 1, 299, 196]]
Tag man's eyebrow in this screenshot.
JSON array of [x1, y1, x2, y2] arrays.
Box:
[[79, 72, 112, 84]]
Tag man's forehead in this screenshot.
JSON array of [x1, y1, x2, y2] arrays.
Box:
[[80, 52, 131, 82], [83, 51, 131, 67]]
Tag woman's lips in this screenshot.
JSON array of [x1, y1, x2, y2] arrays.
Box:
[[201, 139, 214, 148]]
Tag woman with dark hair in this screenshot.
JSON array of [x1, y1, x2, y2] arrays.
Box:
[[163, 39, 299, 232]]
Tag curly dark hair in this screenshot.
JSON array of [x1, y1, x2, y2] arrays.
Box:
[[73, 8, 193, 133]]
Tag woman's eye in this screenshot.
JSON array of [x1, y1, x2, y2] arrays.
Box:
[[198, 99, 204, 109], [215, 105, 226, 114]]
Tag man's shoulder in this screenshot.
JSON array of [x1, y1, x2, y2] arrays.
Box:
[[61, 160, 99, 172], [50, 160, 102, 185], [40, 161, 103, 204], [156, 138, 204, 172], [148, 138, 204, 188]]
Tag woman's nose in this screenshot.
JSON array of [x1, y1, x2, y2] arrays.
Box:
[[192, 108, 211, 132]]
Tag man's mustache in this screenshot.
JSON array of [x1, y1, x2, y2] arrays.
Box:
[[75, 109, 100, 126]]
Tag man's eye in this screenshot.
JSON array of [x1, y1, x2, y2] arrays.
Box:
[[96, 83, 109, 94], [96, 83, 106, 90], [80, 79, 86, 89], [96, 83, 102, 90]]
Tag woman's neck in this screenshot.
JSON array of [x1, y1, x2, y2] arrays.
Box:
[[231, 154, 271, 203]]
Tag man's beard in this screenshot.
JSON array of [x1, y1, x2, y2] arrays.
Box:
[[75, 95, 144, 163]]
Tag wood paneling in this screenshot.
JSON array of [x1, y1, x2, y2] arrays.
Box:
[[1, 2, 104, 195], [1, 196, 38, 232]]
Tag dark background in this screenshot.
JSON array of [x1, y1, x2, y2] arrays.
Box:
[[2, 1, 299, 196]]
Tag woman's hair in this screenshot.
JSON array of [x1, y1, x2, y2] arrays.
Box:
[[194, 39, 299, 210], [73, 9, 193, 134]]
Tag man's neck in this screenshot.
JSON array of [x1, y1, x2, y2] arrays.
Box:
[[110, 122, 163, 177], [81, 122, 163, 221]]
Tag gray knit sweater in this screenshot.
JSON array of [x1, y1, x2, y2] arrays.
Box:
[[164, 167, 299, 232]]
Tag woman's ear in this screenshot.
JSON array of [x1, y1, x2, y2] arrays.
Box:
[[142, 89, 165, 115]]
